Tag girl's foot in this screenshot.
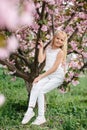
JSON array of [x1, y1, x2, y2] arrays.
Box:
[[32, 116, 46, 125], [22, 109, 35, 125]]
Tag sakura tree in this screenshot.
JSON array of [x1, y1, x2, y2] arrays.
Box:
[[0, 0, 87, 95]]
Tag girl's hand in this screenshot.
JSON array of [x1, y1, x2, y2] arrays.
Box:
[[38, 40, 44, 48], [33, 75, 42, 83]]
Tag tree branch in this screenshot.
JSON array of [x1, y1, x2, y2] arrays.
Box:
[[0, 59, 30, 82], [34, 1, 46, 74], [68, 28, 78, 43], [11, 53, 32, 68], [63, 12, 75, 30], [51, 14, 55, 35]]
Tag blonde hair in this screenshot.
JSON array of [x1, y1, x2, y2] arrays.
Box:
[[52, 30, 68, 63]]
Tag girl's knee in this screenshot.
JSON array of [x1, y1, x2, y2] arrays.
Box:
[[31, 83, 40, 92]]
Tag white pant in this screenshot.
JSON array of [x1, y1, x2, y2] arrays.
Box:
[[28, 74, 64, 116]]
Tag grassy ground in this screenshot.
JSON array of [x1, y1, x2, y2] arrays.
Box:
[[0, 67, 87, 130]]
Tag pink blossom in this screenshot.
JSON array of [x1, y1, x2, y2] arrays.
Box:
[[45, 7, 54, 14], [46, 34, 50, 39], [82, 52, 87, 58], [48, 9, 54, 15], [16, 34, 21, 40], [76, 48, 83, 53], [36, 3, 41, 8], [0, 0, 34, 30], [24, 45, 28, 50], [31, 23, 39, 32], [82, 43, 87, 47], [59, 88, 67, 94], [69, 41, 77, 50], [44, 0, 55, 5], [79, 12, 87, 19], [65, 26, 74, 33], [48, 21, 52, 26], [65, 77, 71, 82], [0, 0, 18, 30], [45, 7, 49, 12], [54, 8, 58, 14], [69, 61, 80, 69], [6, 13, 18, 30], [29, 42, 35, 48], [58, 15, 65, 23], [68, 71, 74, 78], [35, 13, 39, 19], [24, 0, 36, 14], [19, 12, 33, 26], [19, 44, 24, 51], [72, 80, 79, 86], [9, 60, 15, 65], [74, 73, 79, 77], [55, 0, 63, 4], [57, 25, 64, 31], [7, 35, 19, 53], [0, 48, 9, 59], [30, 51, 34, 57], [41, 25, 47, 32], [77, 2, 84, 6], [22, 1, 35, 25], [77, 23, 84, 33]]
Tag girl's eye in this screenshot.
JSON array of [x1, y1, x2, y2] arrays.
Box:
[[61, 39, 63, 41], [56, 37, 64, 41]]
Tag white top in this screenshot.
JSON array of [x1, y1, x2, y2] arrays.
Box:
[[43, 46, 64, 76]]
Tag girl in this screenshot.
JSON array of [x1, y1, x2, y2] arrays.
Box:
[[22, 30, 68, 125]]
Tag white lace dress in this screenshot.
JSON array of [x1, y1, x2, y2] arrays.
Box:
[[43, 46, 65, 79]]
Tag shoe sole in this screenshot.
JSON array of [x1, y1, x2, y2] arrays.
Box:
[[22, 113, 35, 125], [31, 120, 46, 126]]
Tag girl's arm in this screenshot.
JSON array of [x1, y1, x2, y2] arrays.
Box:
[[33, 50, 64, 83], [38, 41, 46, 63]]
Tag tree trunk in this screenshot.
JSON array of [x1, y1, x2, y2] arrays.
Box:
[[25, 81, 32, 94], [25, 81, 32, 105]]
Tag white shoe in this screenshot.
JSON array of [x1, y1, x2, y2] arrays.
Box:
[[22, 110, 35, 125], [32, 116, 46, 125]]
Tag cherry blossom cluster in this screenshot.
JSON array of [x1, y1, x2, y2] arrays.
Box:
[[0, 0, 35, 59], [0, 0, 35, 30]]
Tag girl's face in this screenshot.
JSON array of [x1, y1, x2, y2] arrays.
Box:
[[52, 33, 65, 49]]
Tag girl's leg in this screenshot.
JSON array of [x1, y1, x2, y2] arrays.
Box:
[[28, 77, 49, 108], [38, 77, 63, 116], [22, 77, 49, 124], [32, 77, 63, 125]]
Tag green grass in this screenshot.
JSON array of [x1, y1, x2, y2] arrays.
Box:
[[0, 67, 87, 130]]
